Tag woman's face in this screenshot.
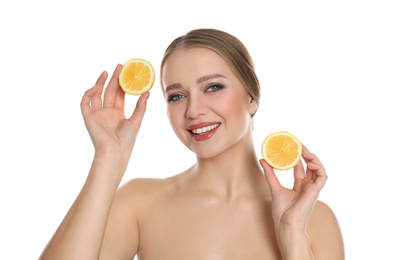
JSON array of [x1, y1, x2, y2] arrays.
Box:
[[161, 47, 256, 159]]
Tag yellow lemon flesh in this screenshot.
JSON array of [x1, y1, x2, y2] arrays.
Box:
[[261, 131, 302, 170], [119, 58, 155, 95]]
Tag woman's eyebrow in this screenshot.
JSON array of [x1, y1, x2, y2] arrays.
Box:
[[165, 83, 182, 93], [196, 74, 227, 84], [165, 74, 227, 93]]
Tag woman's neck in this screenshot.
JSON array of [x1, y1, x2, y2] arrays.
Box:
[[188, 134, 269, 201]]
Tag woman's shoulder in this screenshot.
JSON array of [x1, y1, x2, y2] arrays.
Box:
[[123, 176, 176, 189], [116, 174, 184, 205], [307, 200, 345, 258], [308, 200, 342, 232]]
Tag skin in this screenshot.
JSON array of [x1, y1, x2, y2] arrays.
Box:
[[40, 47, 344, 260]]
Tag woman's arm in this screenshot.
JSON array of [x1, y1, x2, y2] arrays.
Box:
[[40, 65, 149, 260], [40, 153, 127, 259]]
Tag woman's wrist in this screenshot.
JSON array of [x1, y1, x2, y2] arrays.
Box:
[[94, 148, 130, 163], [276, 227, 314, 260], [89, 150, 131, 185]]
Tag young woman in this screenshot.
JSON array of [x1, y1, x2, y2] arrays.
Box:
[[40, 29, 344, 259]]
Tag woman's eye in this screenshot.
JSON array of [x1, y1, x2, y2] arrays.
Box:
[[167, 94, 185, 103], [206, 84, 224, 92]]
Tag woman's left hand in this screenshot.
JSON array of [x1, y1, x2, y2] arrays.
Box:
[[260, 145, 328, 236]]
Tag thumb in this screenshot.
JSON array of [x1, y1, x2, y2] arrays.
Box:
[[128, 92, 150, 130], [260, 159, 283, 195]]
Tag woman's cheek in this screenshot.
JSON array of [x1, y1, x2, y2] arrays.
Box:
[[167, 105, 187, 140], [215, 93, 246, 116]]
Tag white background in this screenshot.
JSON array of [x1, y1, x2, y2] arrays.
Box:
[[1, 0, 393, 259]]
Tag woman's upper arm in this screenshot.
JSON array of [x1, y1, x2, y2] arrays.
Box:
[[307, 200, 345, 260], [99, 179, 144, 260]]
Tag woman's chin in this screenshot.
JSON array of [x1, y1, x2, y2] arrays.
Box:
[[191, 143, 230, 160]]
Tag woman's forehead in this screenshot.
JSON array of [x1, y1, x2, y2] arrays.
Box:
[[161, 47, 234, 86]]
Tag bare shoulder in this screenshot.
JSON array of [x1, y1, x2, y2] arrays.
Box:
[[116, 172, 188, 209], [121, 177, 175, 193], [307, 200, 345, 260], [118, 176, 178, 204], [100, 176, 180, 259]]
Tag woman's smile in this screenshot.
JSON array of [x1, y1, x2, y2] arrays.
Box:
[[187, 122, 221, 141]]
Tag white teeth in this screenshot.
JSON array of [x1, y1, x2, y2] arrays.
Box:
[[191, 123, 220, 135]]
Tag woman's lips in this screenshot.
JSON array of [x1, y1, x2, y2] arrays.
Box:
[[187, 122, 221, 141]]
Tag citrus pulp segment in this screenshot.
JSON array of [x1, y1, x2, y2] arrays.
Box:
[[261, 131, 302, 170], [119, 58, 155, 95]]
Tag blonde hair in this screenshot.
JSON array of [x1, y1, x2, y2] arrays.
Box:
[[161, 28, 260, 117]]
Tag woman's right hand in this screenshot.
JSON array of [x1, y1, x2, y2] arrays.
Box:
[[81, 64, 149, 158]]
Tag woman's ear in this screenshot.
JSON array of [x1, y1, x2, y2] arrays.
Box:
[[249, 97, 257, 116]]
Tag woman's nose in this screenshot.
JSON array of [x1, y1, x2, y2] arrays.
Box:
[[186, 95, 208, 119]]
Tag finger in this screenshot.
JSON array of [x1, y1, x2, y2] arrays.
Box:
[[293, 160, 306, 192], [104, 64, 122, 107], [294, 159, 306, 180], [302, 145, 323, 166], [80, 85, 97, 118], [114, 78, 126, 109], [260, 159, 284, 195], [301, 146, 325, 178], [128, 92, 150, 130], [306, 161, 328, 189], [91, 71, 107, 110]]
